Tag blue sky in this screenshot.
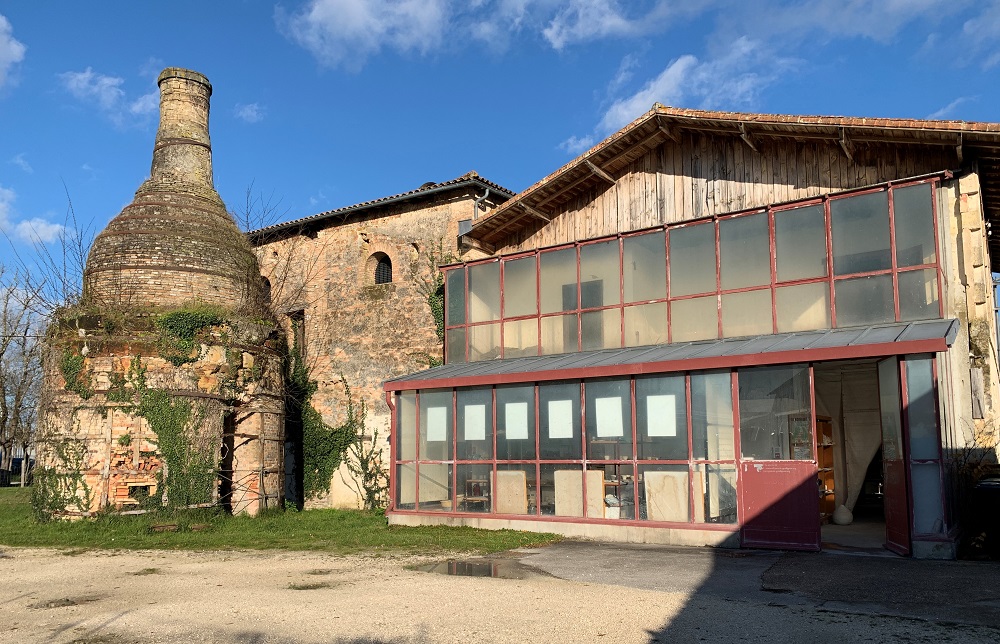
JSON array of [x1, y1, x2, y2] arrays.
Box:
[[1, 1, 999, 263]]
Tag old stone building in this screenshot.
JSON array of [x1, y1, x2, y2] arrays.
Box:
[[37, 68, 284, 517], [250, 175, 511, 507]]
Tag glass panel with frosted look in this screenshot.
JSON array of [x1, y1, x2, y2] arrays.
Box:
[[624, 302, 667, 347], [893, 183, 936, 267], [623, 232, 666, 302], [396, 464, 417, 509], [457, 388, 493, 461], [445, 327, 466, 364], [671, 296, 718, 342], [418, 463, 453, 511], [467, 262, 500, 322], [691, 372, 734, 461], [635, 375, 687, 460], [721, 289, 772, 338], [835, 275, 894, 326], [693, 464, 737, 523], [911, 463, 945, 534], [540, 314, 577, 355], [502, 256, 537, 318], [738, 365, 811, 460], [468, 323, 500, 361], [831, 191, 891, 275], [419, 389, 453, 461], [720, 212, 770, 289], [640, 465, 688, 522], [581, 308, 621, 351], [898, 269, 939, 321], [539, 382, 582, 460], [445, 268, 465, 326], [776, 283, 831, 333], [496, 385, 535, 460], [905, 356, 939, 460], [396, 391, 416, 461], [774, 204, 827, 282], [540, 248, 577, 314], [579, 240, 621, 308], [503, 318, 538, 358], [670, 223, 717, 296], [585, 379, 632, 461]]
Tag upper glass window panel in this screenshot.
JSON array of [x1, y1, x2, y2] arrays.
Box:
[[831, 191, 891, 275], [721, 289, 772, 338], [467, 262, 500, 323], [540, 248, 577, 314], [579, 240, 621, 309], [585, 379, 632, 461], [774, 204, 827, 282], [496, 385, 536, 460], [635, 375, 687, 460], [445, 268, 465, 326], [669, 223, 717, 296], [835, 274, 895, 327], [893, 183, 937, 268], [738, 365, 811, 460], [396, 391, 417, 461], [503, 256, 538, 318], [539, 382, 582, 460], [457, 388, 493, 461], [623, 232, 666, 303], [719, 212, 770, 290], [691, 372, 734, 461], [419, 389, 453, 461]]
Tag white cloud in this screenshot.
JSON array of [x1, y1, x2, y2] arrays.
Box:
[[926, 96, 976, 120], [235, 103, 266, 123], [962, 3, 1000, 68], [10, 153, 32, 174], [58, 67, 158, 126], [542, 0, 637, 50], [0, 14, 25, 90], [558, 134, 595, 155], [0, 184, 65, 244], [129, 91, 158, 115]]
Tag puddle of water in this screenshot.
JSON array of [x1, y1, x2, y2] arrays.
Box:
[[414, 559, 533, 579]]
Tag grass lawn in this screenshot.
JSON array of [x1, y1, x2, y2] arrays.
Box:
[[0, 487, 559, 555]]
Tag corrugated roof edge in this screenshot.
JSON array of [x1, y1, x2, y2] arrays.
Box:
[[247, 171, 515, 240]]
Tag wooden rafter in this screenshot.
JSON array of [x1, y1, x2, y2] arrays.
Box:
[[518, 200, 551, 222], [956, 133, 964, 164], [585, 160, 615, 185], [838, 127, 855, 163], [738, 123, 758, 153]]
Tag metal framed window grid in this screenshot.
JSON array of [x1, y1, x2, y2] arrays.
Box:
[[442, 176, 944, 365], [374, 254, 393, 285]]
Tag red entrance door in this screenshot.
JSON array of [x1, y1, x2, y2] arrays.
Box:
[[878, 357, 911, 556], [740, 460, 821, 550]]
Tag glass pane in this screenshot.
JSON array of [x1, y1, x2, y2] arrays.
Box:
[[445, 327, 466, 364], [905, 356, 939, 460], [396, 463, 417, 509], [669, 223, 717, 296], [878, 358, 903, 461], [775, 204, 827, 282], [585, 379, 632, 461], [721, 289, 773, 338], [911, 463, 945, 534], [457, 388, 493, 461], [496, 385, 536, 460], [693, 464, 737, 524], [419, 389, 453, 461], [539, 382, 581, 460], [496, 464, 535, 515], [624, 302, 667, 347], [636, 375, 687, 460], [457, 463, 492, 513], [776, 283, 831, 333], [691, 372, 734, 461], [579, 240, 620, 308], [468, 323, 500, 361], [503, 256, 537, 318], [893, 183, 936, 267], [541, 464, 588, 516], [594, 463, 634, 520], [540, 314, 577, 355], [503, 318, 538, 358], [835, 275, 894, 327], [898, 269, 939, 321], [467, 261, 500, 322], [540, 248, 577, 314], [738, 365, 811, 460], [639, 465, 689, 522], [831, 191, 891, 275], [581, 308, 621, 351], [396, 391, 416, 461], [445, 268, 465, 326], [671, 296, 718, 342], [623, 232, 666, 302], [720, 212, 770, 290], [418, 463, 453, 511]]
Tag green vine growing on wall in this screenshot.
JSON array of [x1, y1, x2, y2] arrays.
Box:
[[31, 437, 94, 521], [60, 348, 93, 399], [412, 238, 456, 344], [154, 305, 226, 366]]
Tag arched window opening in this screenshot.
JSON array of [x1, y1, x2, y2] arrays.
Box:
[[374, 253, 392, 285]]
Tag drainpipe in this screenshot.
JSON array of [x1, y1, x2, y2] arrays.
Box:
[[473, 188, 491, 221]]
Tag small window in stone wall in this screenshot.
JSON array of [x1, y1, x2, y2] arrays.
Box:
[[374, 253, 393, 284]]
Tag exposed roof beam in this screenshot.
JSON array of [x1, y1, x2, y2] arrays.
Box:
[[957, 133, 964, 164], [838, 127, 855, 163], [657, 122, 681, 144], [518, 200, 551, 222], [460, 235, 495, 255], [585, 160, 616, 185], [739, 123, 759, 153]]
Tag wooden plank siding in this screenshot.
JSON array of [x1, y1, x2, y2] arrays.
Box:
[[494, 133, 956, 254]]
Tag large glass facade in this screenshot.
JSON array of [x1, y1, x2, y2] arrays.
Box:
[[444, 179, 941, 363]]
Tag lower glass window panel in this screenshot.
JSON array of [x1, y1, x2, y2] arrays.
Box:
[[623, 302, 667, 347], [581, 308, 622, 351], [635, 374, 688, 460], [693, 464, 737, 524], [834, 274, 894, 327], [897, 269, 939, 322], [775, 282, 831, 333], [503, 318, 538, 358], [539, 383, 582, 459], [671, 296, 719, 342], [396, 463, 417, 510], [417, 463, 453, 511], [540, 314, 577, 355], [457, 464, 492, 513], [905, 356, 939, 460], [496, 385, 536, 460], [639, 465, 689, 522], [911, 463, 945, 534], [591, 463, 634, 520], [721, 289, 773, 338], [496, 464, 536, 515], [445, 327, 466, 364], [468, 323, 501, 361], [540, 464, 589, 517], [738, 365, 811, 460]]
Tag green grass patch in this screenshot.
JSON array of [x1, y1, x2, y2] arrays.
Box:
[[0, 488, 559, 555]]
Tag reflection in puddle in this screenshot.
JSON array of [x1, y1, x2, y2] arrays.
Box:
[[414, 559, 532, 579]]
